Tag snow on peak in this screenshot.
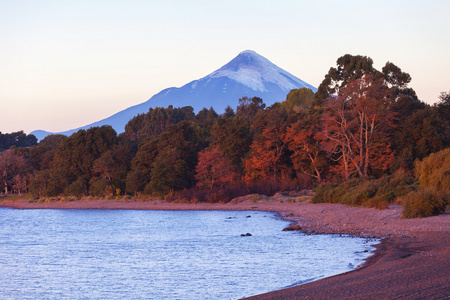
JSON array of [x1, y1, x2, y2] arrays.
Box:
[[239, 49, 258, 55], [207, 50, 309, 92]]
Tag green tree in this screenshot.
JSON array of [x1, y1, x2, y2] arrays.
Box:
[[437, 91, 450, 118], [91, 150, 117, 196], [394, 106, 447, 168], [221, 105, 235, 118], [90, 137, 134, 196], [314, 55, 413, 108], [314, 54, 379, 105], [0, 131, 37, 151], [252, 103, 290, 134], [48, 126, 118, 196], [29, 134, 66, 171], [109, 140, 135, 194], [195, 107, 218, 131], [64, 177, 87, 197], [281, 88, 315, 112], [146, 121, 209, 194], [29, 169, 61, 197], [124, 105, 195, 141], [236, 96, 266, 126], [437, 91, 450, 146], [126, 137, 159, 195], [382, 61, 412, 89], [148, 147, 189, 195], [212, 116, 253, 170]]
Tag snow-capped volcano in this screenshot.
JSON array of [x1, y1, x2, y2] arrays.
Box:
[[31, 50, 316, 141], [210, 50, 314, 93], [142, 50, 316, 113]]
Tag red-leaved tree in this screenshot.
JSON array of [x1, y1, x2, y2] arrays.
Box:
[[322, 75, 396, 178], [244, 126, 289, 186], [285, 117, 327, 183], [195, 145, 238, 190]]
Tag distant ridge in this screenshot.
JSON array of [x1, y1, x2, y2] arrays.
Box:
[[31, 50, 317, 141]]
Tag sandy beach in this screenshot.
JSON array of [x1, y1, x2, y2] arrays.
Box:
[[1, 195, 449, 299]]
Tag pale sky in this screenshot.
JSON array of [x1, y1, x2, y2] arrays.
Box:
[[1, 0, 449, 134]]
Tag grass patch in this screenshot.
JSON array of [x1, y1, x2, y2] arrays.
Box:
[[0, 194, 30, 201]]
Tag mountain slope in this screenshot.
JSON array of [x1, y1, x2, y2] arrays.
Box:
[[31, 50, 316, 141]]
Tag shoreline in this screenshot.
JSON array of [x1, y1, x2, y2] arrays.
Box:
[[1, 196, 449, 299]]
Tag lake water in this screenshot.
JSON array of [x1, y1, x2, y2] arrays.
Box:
[[0, 208, 377, 299]]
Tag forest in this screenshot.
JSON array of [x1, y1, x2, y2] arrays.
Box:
[[1, 55, 449, 218]]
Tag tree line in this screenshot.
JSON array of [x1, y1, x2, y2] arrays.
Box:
[[1, 54, 449, 210], [0, 131, 37, 151]]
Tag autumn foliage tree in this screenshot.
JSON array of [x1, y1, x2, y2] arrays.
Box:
[[195, 145, 238, 190], [285, 115, 327, 183], [244, 126, 290, 187], [244, 102, 295, 186], [322, 75, 396, 178]]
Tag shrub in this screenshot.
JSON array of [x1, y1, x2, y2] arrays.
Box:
[[312, 179, 363, 204], [373, 170, 415, 202], [245, 178, 301, 197], [415, 148, 450, 192], [344, 180, 378, 206], [365, 195, 389, 209], [170, 185, 251, 204], [402, 188, 448, 218], [204, 188, 232, 203], [312, 172, 415, 209]]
